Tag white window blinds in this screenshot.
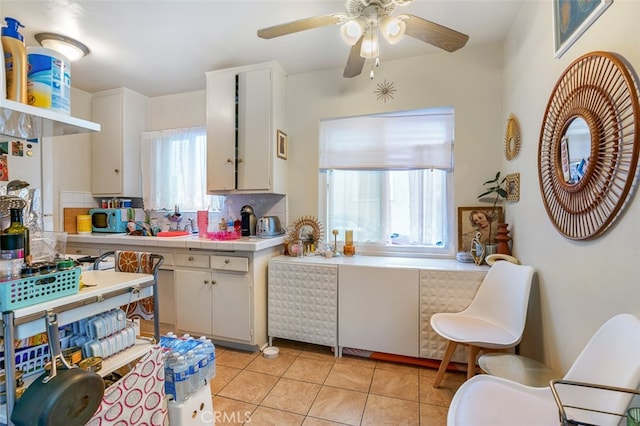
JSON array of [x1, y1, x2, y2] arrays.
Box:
[[319, 108, 454, 171]]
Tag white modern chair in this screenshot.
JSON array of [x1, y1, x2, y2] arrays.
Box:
[[430, 261, 535, 387], [447, 313, 640, 426]]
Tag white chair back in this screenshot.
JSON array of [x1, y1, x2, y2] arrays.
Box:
[[463, 261, 534, 343], [559, 313, 640, 425]]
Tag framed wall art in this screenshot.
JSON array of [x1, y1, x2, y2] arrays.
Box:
[[554, 0, 612, 58], [277, 129, 287, 160], [457, 206, 504, 252], [506, 173, 520, 202]]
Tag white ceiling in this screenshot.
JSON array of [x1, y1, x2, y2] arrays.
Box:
[[2, 1, 523, 98]]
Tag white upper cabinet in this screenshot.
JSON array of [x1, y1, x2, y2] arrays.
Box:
[[206, 62, 287, 194], [91, 88, 147, 197]]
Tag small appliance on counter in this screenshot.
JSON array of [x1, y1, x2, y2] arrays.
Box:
[[89, 208, 144, 233], [240, 205, 257, 236], [256, 216, 284, 238]]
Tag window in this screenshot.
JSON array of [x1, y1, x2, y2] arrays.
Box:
[[141, 127, 223, 211], [319, 108, 454, 257]]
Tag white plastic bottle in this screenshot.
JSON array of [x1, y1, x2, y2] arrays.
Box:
[[173, 355, 190, 403], [194, 344, 209, 384], [199, 336, 216, 380], [1, 17, 27, 103], [185, 350, 202, 394], [164, 352, 177, 400]]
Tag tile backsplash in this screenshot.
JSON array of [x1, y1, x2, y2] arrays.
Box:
[[57, 191, 288, 234]]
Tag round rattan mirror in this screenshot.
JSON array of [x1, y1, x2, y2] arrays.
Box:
[[538, 51, 640, 240]]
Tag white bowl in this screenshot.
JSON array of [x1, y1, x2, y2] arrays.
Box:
[[263, 346, 279, 359]]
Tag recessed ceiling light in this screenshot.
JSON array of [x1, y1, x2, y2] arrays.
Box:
[[34, 32, 89, 61]]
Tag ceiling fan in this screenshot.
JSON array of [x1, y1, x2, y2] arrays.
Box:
[[257, 0, 469, 78]]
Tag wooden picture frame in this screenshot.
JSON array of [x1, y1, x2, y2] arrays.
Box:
[[277, 130, 287, 160], [553, 0, 612, 58], [457, 206, 504, 252], [506, 173, 520, 202]]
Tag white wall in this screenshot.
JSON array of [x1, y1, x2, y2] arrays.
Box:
[[286, 43, 506, 221], [503, 0, 640, 372], [147, 90, 206, 130], [46, 87, 93, 230]]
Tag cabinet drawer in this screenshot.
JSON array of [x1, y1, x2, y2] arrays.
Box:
[[174, 253, 210, 268], [67, 246, 100, 256], [211, 255, 248, 273]]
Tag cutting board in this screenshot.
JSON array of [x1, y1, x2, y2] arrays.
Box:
[[63, 208, 91, 234]]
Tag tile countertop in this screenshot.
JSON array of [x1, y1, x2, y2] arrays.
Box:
[[269, 254, 490, 271], [66, 233, 285, 252]]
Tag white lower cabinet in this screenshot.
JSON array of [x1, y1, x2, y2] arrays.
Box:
[[419, 270, 485, 362], [267, 261, 338, 350], [157, 269, 175, 325], [338, 265, 420, 358], [175, 257, 252, 344]]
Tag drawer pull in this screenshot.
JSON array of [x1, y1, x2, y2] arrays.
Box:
[[188, 256, 194, 261], [225, 259, 230, 264]]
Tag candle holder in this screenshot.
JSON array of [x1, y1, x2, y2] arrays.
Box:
[[332, 229, 340, 256]]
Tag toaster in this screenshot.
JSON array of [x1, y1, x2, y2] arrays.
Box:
[[256, 216, 284, 237]]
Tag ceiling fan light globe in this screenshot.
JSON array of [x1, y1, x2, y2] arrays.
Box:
[[380, 16, 406, 44], [360, 38, 379, 59], [340, 20, 364, 46]]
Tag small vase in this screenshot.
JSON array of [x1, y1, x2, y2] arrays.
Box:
[[484, 243, 498, 257], [495, 223, 512, 255]]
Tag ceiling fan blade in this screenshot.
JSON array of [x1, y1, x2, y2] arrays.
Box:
[[403, 14, 469, 53], [257, 14, 342, 39], [343, 36, 365, 78]]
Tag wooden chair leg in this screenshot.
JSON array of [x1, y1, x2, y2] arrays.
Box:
[[433, 340, 458, 388], [467, 345, 480, 379]]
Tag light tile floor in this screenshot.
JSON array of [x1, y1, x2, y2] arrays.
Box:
[[208, 339, 466, 426]]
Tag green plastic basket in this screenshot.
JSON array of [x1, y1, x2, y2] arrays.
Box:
[[0, 267, 81, 310]]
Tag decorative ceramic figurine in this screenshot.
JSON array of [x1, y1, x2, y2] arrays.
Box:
[[470, 231, 485, 266]]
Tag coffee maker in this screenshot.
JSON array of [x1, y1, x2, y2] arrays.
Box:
[[240, 205, 257, 236]]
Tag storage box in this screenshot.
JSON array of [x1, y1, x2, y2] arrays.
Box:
[[0, 267, 81, 310], [0, 343, 50, 377]]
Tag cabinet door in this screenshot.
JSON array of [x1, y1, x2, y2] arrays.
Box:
[[157, 269, 175, 325], [211, 272, 251, 342], [339, 265, 420, 357], [91, 92, 123, 194], [206, 72, 236, 191], [175, 269, 213, 335], [237, 68, 271, 191]]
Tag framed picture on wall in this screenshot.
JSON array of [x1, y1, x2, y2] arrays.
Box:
[[277, 130, 287, 160], [506, 173, 520, 202], [553, 0, 612, 58], [457, 206, 504, 252]]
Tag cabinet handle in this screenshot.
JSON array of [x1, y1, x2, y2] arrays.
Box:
[[114, 169, 120, 174], [75, 249, 81, 254], [237, 158, 243, 163], [204, 280, 210, 285], [188, 256, 194, 261], [226, 158, 233, 163], [211, 280, 217, 285], [224, 259, 230, 264]]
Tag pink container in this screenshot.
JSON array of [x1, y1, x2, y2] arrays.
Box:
[[197, 211, 209, 238]]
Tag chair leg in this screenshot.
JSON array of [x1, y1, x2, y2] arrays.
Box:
[[467, 345, 480, 379], [433, 340, 458, 388]]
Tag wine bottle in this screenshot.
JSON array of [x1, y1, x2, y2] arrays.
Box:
[[4, 208, 29, 263]]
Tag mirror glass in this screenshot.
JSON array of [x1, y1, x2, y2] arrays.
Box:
[[559, 117, 591, 184]]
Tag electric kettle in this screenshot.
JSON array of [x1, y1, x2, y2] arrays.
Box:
[[240, 205, 257, 236]]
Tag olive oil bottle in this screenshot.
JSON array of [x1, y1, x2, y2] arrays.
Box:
[[4, 208, 29, 263]]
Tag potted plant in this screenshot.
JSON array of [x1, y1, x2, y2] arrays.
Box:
[[477, 171, 507, 253]]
